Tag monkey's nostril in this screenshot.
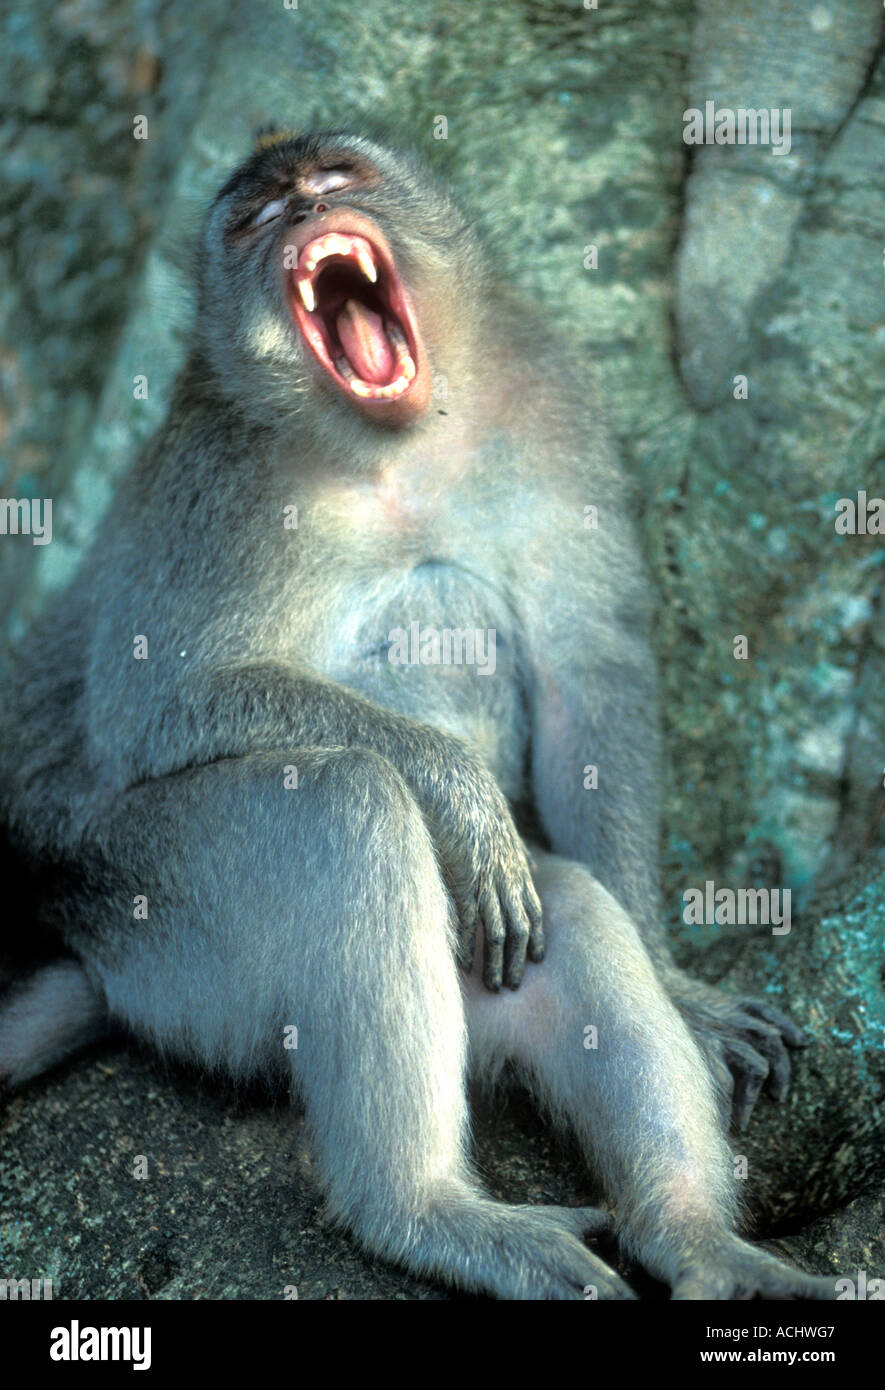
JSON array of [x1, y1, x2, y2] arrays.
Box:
[[314, 202, 328, 213]]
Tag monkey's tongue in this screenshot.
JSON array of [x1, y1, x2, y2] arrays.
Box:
[[336, 299, 395, 384]]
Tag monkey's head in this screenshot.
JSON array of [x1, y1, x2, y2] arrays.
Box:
[[196, 130, 484, 445]]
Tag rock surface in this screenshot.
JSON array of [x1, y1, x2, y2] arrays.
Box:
[[1, 0, 883, 1298]]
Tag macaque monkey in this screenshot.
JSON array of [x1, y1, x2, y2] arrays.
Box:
[[0, 130, 832, 1299]]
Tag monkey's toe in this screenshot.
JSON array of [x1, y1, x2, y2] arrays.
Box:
[[675, 982, 808, 1127], [723, 1038, 770, 1131], [738, 996, 808, 1048], [671, 1239, 837, 1301], [499, 1205, 635, 1299]]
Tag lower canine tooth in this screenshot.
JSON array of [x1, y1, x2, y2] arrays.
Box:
[[297, 278, 316, 313], [349, 379, 372, 397]]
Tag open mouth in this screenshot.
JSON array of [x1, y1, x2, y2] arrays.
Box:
[[290, 226, 425, 413]]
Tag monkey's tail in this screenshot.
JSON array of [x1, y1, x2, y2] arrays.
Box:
[[0, 959, 108, 1090]]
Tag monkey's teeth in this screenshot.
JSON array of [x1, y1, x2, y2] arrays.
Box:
[[376, 374, 410, 397], [301, 233, 375, 278], [295, 234, 415, 402], [355, 246, 377, 284], [386, 324, 416, 380], [297, 278, 317, 313], [335, 354, 411, 399]]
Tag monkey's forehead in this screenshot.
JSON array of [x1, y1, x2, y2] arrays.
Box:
[[253, 125, 298, 152]]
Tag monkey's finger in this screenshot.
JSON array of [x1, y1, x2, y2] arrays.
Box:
[[726, 1041, 769, 1130], [524, 883, 545, 964], [456, 910, 478, 974], [480, 895, 506, 992], [739, 998, 808, 1048], [502, 936, 528, 990], [500, 894, 531, 991]]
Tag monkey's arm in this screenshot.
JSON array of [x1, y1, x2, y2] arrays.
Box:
[[123, 661, 542, 990]]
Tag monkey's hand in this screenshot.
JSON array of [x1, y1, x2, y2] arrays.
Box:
[[670, 1234, 837, 1300], [422, 752, 544, 991], [667, 975, 807, 1130]]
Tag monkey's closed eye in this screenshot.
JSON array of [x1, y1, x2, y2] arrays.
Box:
[[303, 168, 356, 195], [252, 198, 289, 228]]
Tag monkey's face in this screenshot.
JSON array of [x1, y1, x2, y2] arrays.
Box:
[[199, 132, 477, 438]]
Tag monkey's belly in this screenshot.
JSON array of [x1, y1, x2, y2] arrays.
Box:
[[324, 566, 527, 799]]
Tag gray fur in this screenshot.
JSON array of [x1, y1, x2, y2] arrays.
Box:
[[0, 132, 832, 1299]]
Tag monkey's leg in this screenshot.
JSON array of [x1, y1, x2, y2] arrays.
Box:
[[0, 959, 108, 1089], [71, 748, 630, 1301], [529, 664, 805, 1125], [465, 851, 835, 1300]]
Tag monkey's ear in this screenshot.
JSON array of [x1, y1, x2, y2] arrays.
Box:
[[252, 123, 298, 152]]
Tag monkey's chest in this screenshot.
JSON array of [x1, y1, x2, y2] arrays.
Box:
[[322, 561, 526, 799]]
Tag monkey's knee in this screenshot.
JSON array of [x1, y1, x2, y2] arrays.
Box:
[[296, 744, 452, 938], [307, 744, 434, 862]]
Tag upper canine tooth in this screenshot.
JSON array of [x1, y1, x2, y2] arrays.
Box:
[[297, 278, 317, 313], [355, 246, 377, 283]]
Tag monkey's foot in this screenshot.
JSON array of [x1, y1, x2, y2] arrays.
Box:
[[669, 978, 807, 1130], [480, 1205, 635, 1300], [671, 1236, 836, 1300], [420, 1202, 634, 1300]]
